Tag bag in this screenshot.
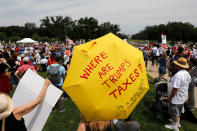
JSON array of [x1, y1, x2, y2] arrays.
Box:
[[49, 65, 61, 85]]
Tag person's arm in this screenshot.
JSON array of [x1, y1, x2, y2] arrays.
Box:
[[14, 70, 21, 80], [163, 88, 178, 103], [13, 79, 51, 120], [62, 67, 66, 82], [5, 71, 11, 80], [77, 123, 86, 131]]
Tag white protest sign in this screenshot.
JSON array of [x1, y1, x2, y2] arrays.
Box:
[[12, 69, 63, 131], [161, 35, 167, 44]]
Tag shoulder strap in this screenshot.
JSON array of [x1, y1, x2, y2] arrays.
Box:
[[21, 65, 26, 73]]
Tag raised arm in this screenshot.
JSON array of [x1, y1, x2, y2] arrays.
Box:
[[13, 79, 51, 120]]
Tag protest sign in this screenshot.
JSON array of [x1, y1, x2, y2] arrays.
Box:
[[63, 33, 149, 122], [12, 69, 63, 131], [161, 33, 167, 48]]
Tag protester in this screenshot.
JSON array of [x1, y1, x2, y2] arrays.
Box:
[[143, 47, 149, 68], [48, 53, 56, 65], [114, 115, 140, 131], [47, 55, 65, 112], [164, 57, 191, 131], [15, 57, 36, 80], [40, 55, 48, 72], [19, 54, 26, 65], [158, 53, 168, 78], [26, 52, 34, 66], [0, 63, 12, 94], [0, 79, 51, 131], [77, 115, 113, 131], [7, 54, 19, 87], [186, 56, 197, 110]]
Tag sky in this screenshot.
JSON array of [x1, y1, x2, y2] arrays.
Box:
[[0, 0, 197, 35]]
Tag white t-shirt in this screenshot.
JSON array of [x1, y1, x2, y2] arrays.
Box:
[[168, 69, 191, 104], [40, 58, 48, 65]]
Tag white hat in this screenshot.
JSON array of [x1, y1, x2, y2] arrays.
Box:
[[0, 93, 14, 120], [23, 57, 29, 63]]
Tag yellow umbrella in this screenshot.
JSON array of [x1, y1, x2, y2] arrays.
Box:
[[63, 33, 149, 122]]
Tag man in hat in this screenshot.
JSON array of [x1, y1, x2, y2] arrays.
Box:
[[164, 57, 191, 131], [15, 57, 36, 80]]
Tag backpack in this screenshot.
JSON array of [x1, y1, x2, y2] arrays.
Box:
[[49, 65, 61, 85]]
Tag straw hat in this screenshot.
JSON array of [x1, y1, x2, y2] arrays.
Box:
[[173, 57, 189, 69], [0, 93, 14, 120]]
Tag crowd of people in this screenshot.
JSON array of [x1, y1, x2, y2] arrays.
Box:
[[0, 41, 196, 131], [139, 42, 196, 131], [0, 42, 141, 131]]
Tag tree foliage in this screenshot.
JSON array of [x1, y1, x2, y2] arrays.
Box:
[[0, 15, 126, 42], [132, 22, 197, 43]]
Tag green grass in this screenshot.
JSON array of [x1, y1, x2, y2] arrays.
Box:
[[11, 71, 197, 131]]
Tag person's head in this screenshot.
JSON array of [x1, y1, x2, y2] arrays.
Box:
[[0, 93, 14, 120], [161, 53, 167, 60], [88, 121, 112, 131], [0, 63, 9, 74], [80, 114, 112, 131], [173, 57, 189, 72], [50, 53, 56, 60], [178, 46, 184, 54], [10, 53, 17, 60], [41, 55, 45, 59], [55, 56, 61, 63], [23, 57, 29, 64], [21, 54, 25, 59]]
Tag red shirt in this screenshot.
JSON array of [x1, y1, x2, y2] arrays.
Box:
[[0, 73, 12, 94], [48, 59, 56, 65], [20, 60, 31, 66], [17, 64, 35, 74], [15, 48, 19, 52]]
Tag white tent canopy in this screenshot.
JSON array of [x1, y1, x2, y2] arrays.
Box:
[[17, 38, 37, 43]]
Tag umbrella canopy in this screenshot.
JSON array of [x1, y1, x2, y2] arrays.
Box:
[[63, 33, 149, 122], [17, 38, 37, 43]]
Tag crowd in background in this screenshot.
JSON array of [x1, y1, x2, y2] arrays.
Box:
[[1, 40, 197, 131]]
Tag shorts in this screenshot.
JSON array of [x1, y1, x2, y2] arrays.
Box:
[[168, 103, 184, 117]]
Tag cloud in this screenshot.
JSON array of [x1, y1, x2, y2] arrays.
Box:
[[0, 0, 197, 34]]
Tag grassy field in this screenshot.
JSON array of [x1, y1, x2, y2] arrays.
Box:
[[12, 71, 197, 131]]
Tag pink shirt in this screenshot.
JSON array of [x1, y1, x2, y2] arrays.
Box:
[[17, 64, 35, 74]]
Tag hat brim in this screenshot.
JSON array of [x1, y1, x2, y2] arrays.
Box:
[[0, 93, 14, 120], [173, 61, 189, 69]]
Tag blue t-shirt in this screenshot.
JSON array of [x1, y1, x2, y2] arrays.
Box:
[[28, 55, 34, 66], [47, 64, 65, 87], [56, 52, 61, 57]]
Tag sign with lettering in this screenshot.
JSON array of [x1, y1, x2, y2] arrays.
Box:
[[63, 33, 149, 122]]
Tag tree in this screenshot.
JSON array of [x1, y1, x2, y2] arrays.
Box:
[[24, 22, 37, 30], [32, 33, 40, 41], [75, 17, 99, 40], [40, 16, 73, 40], [0, 32, 7, 41], [132, 22, 196, 43], [97, 22, 120, 37], [9, 36, 21, 42]]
